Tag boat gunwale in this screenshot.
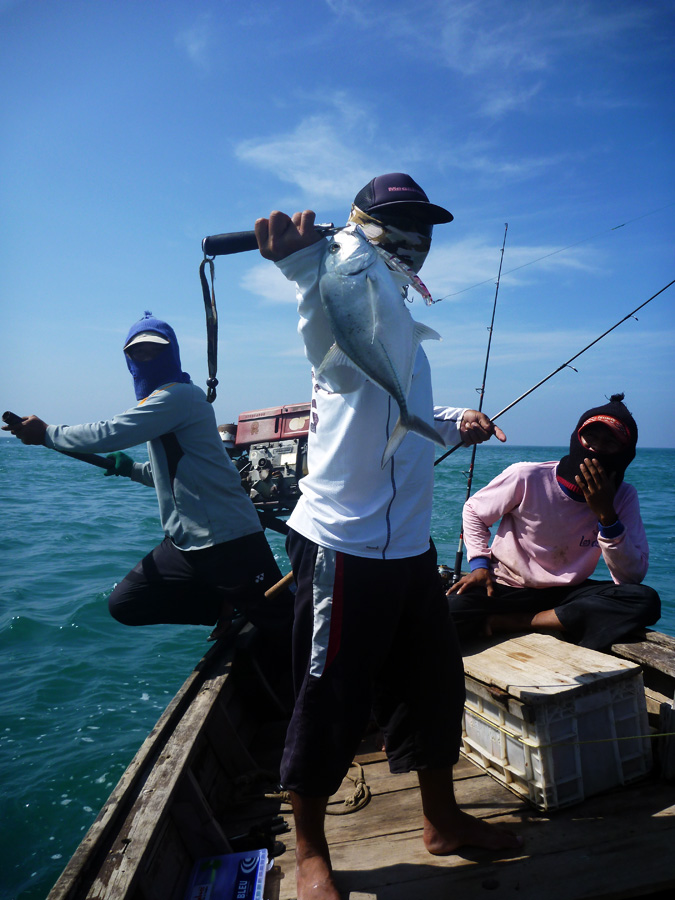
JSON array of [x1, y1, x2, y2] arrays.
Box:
[[46, 622, 249, 900]]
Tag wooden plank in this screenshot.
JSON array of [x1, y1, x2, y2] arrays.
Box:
[[611, 639, 675, 680], [274, 743, 675, 900], [463, 634, 640, 702], [46, 631, 246, 900], [324, 821, 675, 900], [79, 642, 257, 899]]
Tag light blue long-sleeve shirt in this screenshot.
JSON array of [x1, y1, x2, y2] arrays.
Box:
[[44, 382, 262, 550]]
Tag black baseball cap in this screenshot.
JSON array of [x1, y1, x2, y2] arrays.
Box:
[[353, 172, 453, 224]]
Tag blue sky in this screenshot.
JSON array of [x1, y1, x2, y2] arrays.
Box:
[[2, 0, 673, 447]]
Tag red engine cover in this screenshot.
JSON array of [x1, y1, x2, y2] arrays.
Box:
[[235, 402, 311, 446]]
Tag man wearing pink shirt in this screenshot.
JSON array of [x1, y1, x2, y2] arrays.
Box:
[[448, 394, 660, 650]]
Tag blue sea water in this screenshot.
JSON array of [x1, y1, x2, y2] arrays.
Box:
[[0, 439, 673, 900]]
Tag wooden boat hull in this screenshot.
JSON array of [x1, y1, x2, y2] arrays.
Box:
[[47, 622, 290, 900], [47, 626, 675, 900]]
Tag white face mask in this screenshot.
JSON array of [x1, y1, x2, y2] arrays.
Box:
[[347, 205, 432, 273]]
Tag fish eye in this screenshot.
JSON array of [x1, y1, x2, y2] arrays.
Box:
[[328, 242, 340, 254]]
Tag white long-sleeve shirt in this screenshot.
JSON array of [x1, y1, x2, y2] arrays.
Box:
[[277, 239, 465, 560], [462, 460, 649, 587]]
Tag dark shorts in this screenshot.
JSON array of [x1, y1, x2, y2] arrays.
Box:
[[108, 531, 294, 633], [280, 530, 466, 796]]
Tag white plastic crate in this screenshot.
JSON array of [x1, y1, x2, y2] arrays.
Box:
[[460, 634, 653, 810]]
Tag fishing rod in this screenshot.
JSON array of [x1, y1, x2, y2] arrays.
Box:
[[448, 224, 508, 584], [435, 276, 675, 468], [435, 200, 675, 302], [2, 411, 114, 471]]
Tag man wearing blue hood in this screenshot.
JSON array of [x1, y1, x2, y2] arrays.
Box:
[[4, 313, 292, 638]]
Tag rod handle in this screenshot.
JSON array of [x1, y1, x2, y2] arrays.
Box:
[[201, 223, 336, 257], [202, 231, 259, 256], [2, 410, 22, 427], [3, 411, 114, 470]]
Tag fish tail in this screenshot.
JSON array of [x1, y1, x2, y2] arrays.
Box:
[[380, 415, 447, 467]]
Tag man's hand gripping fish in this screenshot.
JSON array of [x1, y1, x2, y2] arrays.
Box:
[[317, 225, 446, 467]]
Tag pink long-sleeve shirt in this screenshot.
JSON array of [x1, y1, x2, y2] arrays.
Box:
[[462, 461, 649, 587]]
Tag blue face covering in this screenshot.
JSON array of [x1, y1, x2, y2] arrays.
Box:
[[124, 311, 191, 401]]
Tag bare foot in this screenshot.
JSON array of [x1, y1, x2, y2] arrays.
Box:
[[424, 808, 523, 856], [295, 851, 341, 899]]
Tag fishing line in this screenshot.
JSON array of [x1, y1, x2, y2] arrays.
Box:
[[435, 200, 675, 301], [447, 224, 508, 584], [435, 277, 675, 469]]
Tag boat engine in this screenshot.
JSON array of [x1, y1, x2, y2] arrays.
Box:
[[220, 403, 310, 518]]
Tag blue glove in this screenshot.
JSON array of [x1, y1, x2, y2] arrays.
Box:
[[104, 451, 134, 477]]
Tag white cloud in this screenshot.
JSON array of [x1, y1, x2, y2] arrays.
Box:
[[319, 1, 665, 119], [323, 0, 370, 25], [443, 140, 569, 180], [480, 83, 544, 119], [235, 96, 379, 202], [421, 237, 598, 301], [235, 89, 566, 201], [175, 14, 212, 68], [240, 262, 299, 303]]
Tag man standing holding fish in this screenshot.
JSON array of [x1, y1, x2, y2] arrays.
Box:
[[256, 173, 520, 900]]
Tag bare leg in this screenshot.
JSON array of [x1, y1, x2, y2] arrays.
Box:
[[486, 607, 565, 638], [418, 767, 523, 855], [290, 791, 341, 900]]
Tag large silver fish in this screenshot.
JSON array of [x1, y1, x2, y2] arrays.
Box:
[[317, 225, 446, 467]]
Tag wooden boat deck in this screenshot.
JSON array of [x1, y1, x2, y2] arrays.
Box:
[[266, 750, 675, 899], [46, 625, 675, 900]]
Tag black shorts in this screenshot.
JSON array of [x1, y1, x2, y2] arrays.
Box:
[[108, 531, 293, 633], [280, 530, 465, 796]]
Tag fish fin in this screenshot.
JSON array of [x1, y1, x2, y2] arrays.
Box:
[[381, 418, 408, 468], [381, 414, 446, 468], [409, 415, 447, 450], [316, 343, 360, 377], [414, 322, 442, 343]]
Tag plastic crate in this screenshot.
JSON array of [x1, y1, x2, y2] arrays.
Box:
[[460, 634, 653, 810]]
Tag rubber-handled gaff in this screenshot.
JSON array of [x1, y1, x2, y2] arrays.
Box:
[[2, 411, 115, 471], [202, 231, 260, 256], [201, 223, 337, 257]]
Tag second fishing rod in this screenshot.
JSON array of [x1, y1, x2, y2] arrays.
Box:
[[436, 276, 675, 470], [447, 224, 508, 585], [439, 274, 675, 584]]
